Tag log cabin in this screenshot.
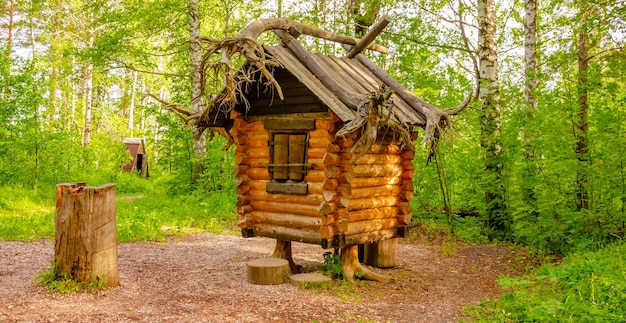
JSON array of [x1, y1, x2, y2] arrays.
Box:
[[195, 18, 468, 282]]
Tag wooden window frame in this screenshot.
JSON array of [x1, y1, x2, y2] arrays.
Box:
[[264, 117, 315, 195]]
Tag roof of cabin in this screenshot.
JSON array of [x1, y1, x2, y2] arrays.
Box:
[[265, 44, 428, 125], [202, 43, 441, 128]]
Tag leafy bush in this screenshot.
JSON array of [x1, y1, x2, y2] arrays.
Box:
[[465, 240, 626, 322], [321, 251, 344, 280]]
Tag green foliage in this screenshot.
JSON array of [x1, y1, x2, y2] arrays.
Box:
[[321, 251, 344, 280], [34, 261, 106, 295], [465, 241, 626, 322]]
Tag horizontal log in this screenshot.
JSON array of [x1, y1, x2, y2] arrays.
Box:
[[308, 136, 332, 148], [245, 136, 270, 148], [248, 157, 271, 168], [344, 228, 402, 247], [248, 168, 270, 180], [399, 190, 413, 202], [346, 207, 398, 222], [246, 122, 265, 131], [252, 224, 321, 245], [315, 118, 335, 130], [346, 218, 401, 236], [250, 200, 321, 217], [251, 211, 321, 229], [247, 147, 270, 158], [327, 143, 341, 153], [309, 129, 332, 139], [340, 185, 401, 199], [343, 164, 403, 178], [344, 176, 401, 188], [248, 189, 324, 205], [235, 175, 248, 186], [340, 196, 399, 210], [307, 147, 327, 159], [401, 160, 415, 171], [339, 153, 403, 165], [305, 170, 326, 183]]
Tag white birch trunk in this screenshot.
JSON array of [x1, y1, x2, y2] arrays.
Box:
[[83, 61, 93, 147], [188, 0, 206, 180]]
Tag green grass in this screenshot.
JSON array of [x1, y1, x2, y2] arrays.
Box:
[[0, 180, 237, 242], [464, 240, 626, 322]]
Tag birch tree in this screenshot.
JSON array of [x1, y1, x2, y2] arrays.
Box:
[[477, 0, 507, 240]]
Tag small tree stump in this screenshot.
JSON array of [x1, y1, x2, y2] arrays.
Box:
[[246, 258, 290, 285], [290, 273, 331, 287], [55, 183, 119, 287], [364, 238, 398, 268]]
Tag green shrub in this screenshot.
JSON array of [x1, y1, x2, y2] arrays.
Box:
[[465, 240, 626, 322]]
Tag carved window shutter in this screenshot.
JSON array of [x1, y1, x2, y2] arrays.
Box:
[[288, 134, 307, 181], [272, 134, 290, 180]]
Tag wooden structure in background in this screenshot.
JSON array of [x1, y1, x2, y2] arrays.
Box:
[[196, 18, 467, 282], [55, 183, 119, 287], [122, 138, 149, 177]]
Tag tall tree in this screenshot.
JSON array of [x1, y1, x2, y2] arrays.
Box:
[[574, 0, 590, 210], [477, 0, 507, 240], [522, 0, 539, 208], [188, 0, 206, 180]]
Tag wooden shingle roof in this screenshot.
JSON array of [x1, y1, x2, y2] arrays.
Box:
[[265, 44, 428, 126]]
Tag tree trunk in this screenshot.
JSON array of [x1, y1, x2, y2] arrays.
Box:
[[477, 0, 508, 240], [270, 239, 300, 273], [575, 0, 590, 211], [364, 238, 397, 268], [522, 0, 539, 209], [3, 0, 14, 103], [188, 0, 206, 181], [83, 61, 93, 147], [128, 70, 137, 135], [340, 245, 392, 283], [55, 183, 119, 287]]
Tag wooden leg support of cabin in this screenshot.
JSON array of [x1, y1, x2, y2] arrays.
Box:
[[340, 245, 393, 284], [271, 239, 300, 274]]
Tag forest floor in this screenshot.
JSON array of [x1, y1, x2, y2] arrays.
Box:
[[0, 229, 530, 322]]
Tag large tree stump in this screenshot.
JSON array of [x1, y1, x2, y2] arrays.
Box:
[[246, 258, 290, 285], [364, 238, 398, 268], [55, 183, 119, 287], [340, 245, 393, 284]]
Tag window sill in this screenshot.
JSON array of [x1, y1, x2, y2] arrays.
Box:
[[266, 181, 308, 195]]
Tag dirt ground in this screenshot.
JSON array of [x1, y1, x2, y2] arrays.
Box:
[[0, 231, 525, 322]]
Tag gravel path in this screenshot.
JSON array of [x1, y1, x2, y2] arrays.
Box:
[[0, 233, 522, 322]]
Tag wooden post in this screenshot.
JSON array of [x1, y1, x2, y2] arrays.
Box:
[[55, 183, 119, 287], [364, 238, 398, 268]]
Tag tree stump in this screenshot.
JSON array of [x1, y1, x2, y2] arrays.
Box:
[[364, 238, 398, 268], [246, 258, 290, 285], [290, 273, 331, 287], [55, 183, 119, 287], [340, 245, 392, 284]]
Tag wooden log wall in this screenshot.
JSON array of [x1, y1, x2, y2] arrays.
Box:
[[234, 110, 338, 243], [332, 131, 416, 245]]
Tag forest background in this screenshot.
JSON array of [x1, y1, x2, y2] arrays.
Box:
[[1, 0, 625, 321]]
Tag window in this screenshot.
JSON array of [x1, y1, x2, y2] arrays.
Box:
[[263, 117, 315, 195], [269, 133, 307, 182]]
